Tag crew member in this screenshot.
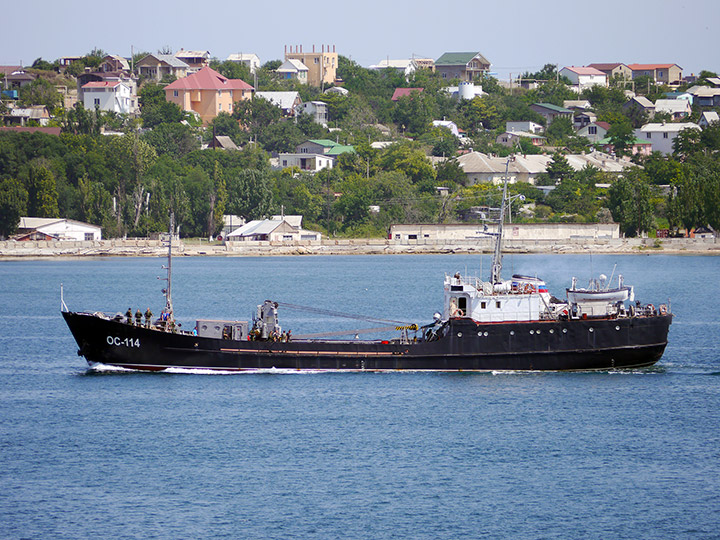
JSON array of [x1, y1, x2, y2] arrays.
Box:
[[135, 309, 142, 326], [144, 308, 153, 327], [126, 307, 133, 325]]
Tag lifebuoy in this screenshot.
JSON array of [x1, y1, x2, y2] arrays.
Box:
[[647, 303, 655, 315], [659, 304, 667, 315], [452, 308, 465, 317]]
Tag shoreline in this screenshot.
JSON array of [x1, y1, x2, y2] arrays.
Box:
[[1, 237, 719, 258]]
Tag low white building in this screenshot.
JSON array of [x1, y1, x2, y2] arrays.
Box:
[[277, 153, 335, 172], [634, 122, 700, 155], [653, 99, 692, 120], [16, 217, 102, 241], [559, 66, 607, 91], [432, 120, 461, 137], [301, 101, 329, 125], [368, 59, 417, 79], [506, 121, 543, 134], [442, 81, 485, 100], [226, 53, 261, 74], [255, 91, 302, 116], [389, 223, 620, 243], [81, 80, 137, 114], [227, 215, 321, 242]]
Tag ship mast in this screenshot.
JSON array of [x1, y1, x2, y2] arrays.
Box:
[[160, 213, 175, 318], [490, 156, 514, 284]]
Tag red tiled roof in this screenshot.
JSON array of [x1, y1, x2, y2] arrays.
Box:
[[0, 127, 62, 135], [587, 63, 625, 71], [391, 87, 424, 101], [165, 66, 253, 91], [596, 121, 611, 130], [628, 64, 679, 70], [81, 81, 124, 89]]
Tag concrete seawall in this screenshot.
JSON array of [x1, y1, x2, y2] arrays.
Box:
[[0, 237, 718, 258]]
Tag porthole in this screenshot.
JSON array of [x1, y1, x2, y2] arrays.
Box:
[[562, 328, 567, 334], [529, 330, 534, 335], [510, 330, 515, 336], [536, 329, 541, 334], [477, 331, 483, 337], [549, 329, 554, 334], [589, 328, 594, 333], [615, 325, 620, 331], [484, 331, 489, 337], [457, 332, 463, 338]]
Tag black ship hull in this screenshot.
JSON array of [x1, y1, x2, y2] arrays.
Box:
[[62, 311, 672, 372]]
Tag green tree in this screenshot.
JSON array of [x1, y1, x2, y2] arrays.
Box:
[[545, 152, 575, 182], [226, 169, 273, 220], [608, 169, 654, 236], [607, 120, 635, 157], [26, 163, 59, 217], [210, 112, 246, 145], [18, 78, 62, 110], [545, 116, 574, 142], [142, 122, 200, 157], [0, 177, 28, 237]]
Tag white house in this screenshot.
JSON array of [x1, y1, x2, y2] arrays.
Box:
[[506, 121, 543, 134], [653, 99, 692, 120], [255, 91, 302, 116], [16, 217, 102, 241], [369, 59, 417, 79], [226, 53, 261, 74], [301, 101, 329, 125], [559, 66, 607, 91], [634, 122, 701, 155], [699, 111, 719, 128], [81, 80, 137, 114], [496, 131, 546, 147], [277, 153, 335, 172], [577, 121, 610, 143], [276, 59, 308, 83], [432, 120, 461, 137], [227, 215, 321, 242]]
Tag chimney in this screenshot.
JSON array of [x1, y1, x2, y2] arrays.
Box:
[[313, 45, 315, 53], [300, 45, 303, 53], [322, 44, 324, 53], [333, 45, 336, 52]]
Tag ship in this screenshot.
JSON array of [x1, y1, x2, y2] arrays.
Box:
[[62, 162, 672, 372]]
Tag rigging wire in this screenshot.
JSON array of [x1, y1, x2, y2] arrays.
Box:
[[276, 301, 411, 326]]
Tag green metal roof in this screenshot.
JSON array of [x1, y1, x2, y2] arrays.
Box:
[[307, 139, 338, 147], [435, 52, 490, 66], [532, 103, 573, 113], [598, 137, 650, 145], [325, 145, 355, 155]]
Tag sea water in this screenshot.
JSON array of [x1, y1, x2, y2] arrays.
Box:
[[1, 254, 718, 539]]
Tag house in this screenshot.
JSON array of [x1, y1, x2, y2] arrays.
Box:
[[563, 100, 592, 111], [99, 55, 130, 73], [434, 52, 490, 81], [16, 217, 102, 241], [296, 139, 354, 156], [226, 53, 261, 74], [164, 66, 254, 124], [686, 86, 720, 107], [529, 103, 573, 124], [208, 135, 239, 150], [587, 63, 632, 80], [456, 150, 636, 185], [653, 99, 691, 120], [628, 64, 683, 85], [559, 66, 607, 91], [174, 49, 210, 73], [82, 80, 137, 114], [634, 122, 701, 155], [598, 136, 652, 157], [506, 121, 543, 134], [136, 54, 189, 81], [442, 81, 485, 100], [284, 44, 338, 87], [369, 59, 417, 79], [623, 96, 655, 118], [699, 111, 719, 128], [496, 131, 546, 148], [412, 58, 435, 71], [275, 59, 308, 83], [663, 91, 693, 104], [577, 121, 610, 143], [433, 120, 461, 137], [255, 91, 302, 117], [227, 215, 321, 242], [391, 87, 423, 101], [573, 111, 597, 129], [2, 105, 50, 127], [324, 86, 349, 96], [277, 153, 336, 172], [301, 101, 328, 125]]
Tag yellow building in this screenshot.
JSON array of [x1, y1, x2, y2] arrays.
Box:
[[284, 45, 337, 88], [164, 66, 254, 124]]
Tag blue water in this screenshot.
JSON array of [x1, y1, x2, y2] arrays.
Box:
[[1, 254, 719, 539]]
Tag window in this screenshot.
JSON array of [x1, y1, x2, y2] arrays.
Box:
[[663, 132, 669, 139], [314, 57, 319, 64], [173, 90, 178, 97], [282, 160, 287, 166], [481, 301, 487, 309], [84, 233, 94, 241], [496, 301, 501, 308], [442, 72, 447, 79], [408, 234, 418, 240], [646, 132, 651, 139], [94, 98, 100, 105], [589, 126, 597, 135], [218, 103, 222, 110]]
